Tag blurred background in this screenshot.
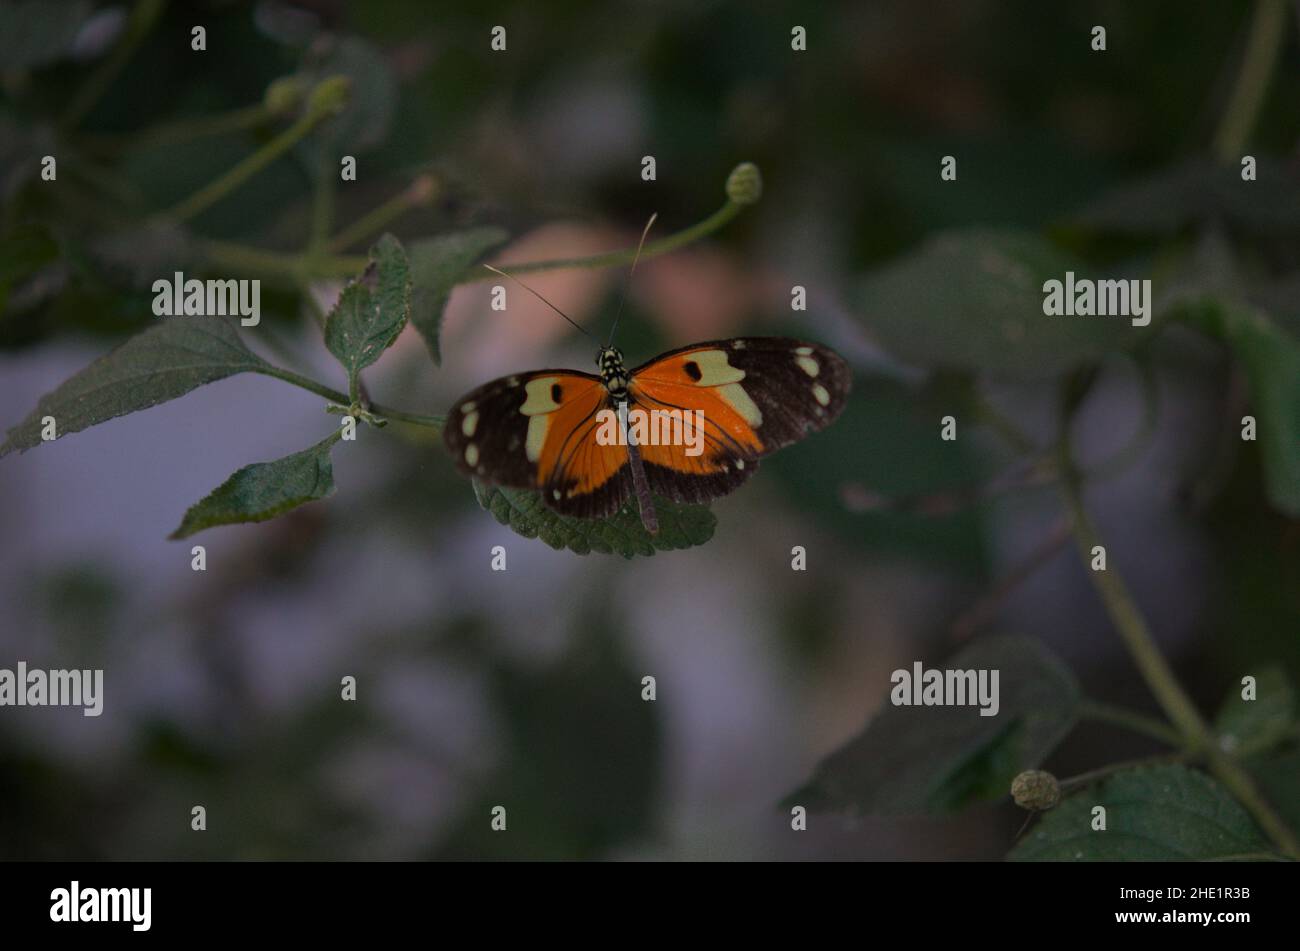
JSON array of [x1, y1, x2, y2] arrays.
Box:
[[0, 0, 1297, 860]]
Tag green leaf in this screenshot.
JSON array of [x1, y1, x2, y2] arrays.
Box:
[[472, 482, 715, 558], [0, 0, 93, 70], [1215, 666, 1295, 757], [1072, 157, 1300, 236], [1, 318, 269, 457], [324, 234, 410, 381], [408, 227, 509, 363], [855, 229, 1137, 379], [1169, 296, 1300, 515], [170, 434, 339, 539], [788, 635, 1079, 815], [1247, 749, 1300, 838], [1010, 764, 1271, 861]]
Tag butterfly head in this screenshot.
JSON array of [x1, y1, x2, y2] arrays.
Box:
[[597, 346, 630, 397]]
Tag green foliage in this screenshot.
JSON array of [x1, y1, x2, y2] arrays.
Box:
[[0, 0, 93, 70], [789, 636, 1079, 815], [473, 482, 716, 558], [170, 434, 339, 539], [1169, 296, 1300, 515], [1, 317, 268, 457], [1072, 157, 1300, 236], [324, 234, 411, 385], [855, 229, 1137, 379], [1215, 666, 1295, 757], [408, 227, 509, 363], [1010, 765, 1270, 861]]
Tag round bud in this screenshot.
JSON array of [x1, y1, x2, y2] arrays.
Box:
[[307, 75, 352, 117], [263, 76, 306, 116], [725, 162, 762, 205], [1011, 769, 1061, 811]]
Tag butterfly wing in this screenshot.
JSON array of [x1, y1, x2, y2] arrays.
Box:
[[444, 369, 633, 518], [627, 337, 850, 504]]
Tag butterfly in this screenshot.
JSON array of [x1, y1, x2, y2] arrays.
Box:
[[443, 219, 851, 534]]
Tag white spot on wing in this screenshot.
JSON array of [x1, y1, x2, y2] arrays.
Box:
[[461, 411, 479, 437], [812, 383, 831, 406], [465, 443, 479, 466], [796, 355, 820, 377]]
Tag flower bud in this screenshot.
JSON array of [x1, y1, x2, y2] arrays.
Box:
[[725, 162, 762, 205], [1011, 769, 1061, 811]]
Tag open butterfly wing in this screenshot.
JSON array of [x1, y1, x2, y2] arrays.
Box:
[[444, 370, 633, 518], [628, 337, 850, 504]]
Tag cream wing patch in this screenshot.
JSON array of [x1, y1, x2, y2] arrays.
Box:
[[688, 349, 763, 427], [519, 376, 561, 463]]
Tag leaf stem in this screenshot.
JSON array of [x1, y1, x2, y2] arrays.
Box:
[[253, 365, 444, 430], [327, 176, 440, 253], [1060, 452, 1300, 857], [1211, 0, 1288, 163], [59, 0, 167, 132], [1078, 700, 1182, 746], [157, 93, 339, 224], [461, 198, 745, 282]]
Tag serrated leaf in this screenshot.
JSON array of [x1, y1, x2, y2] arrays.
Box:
[[1, 318, 269, 457], [324, 234, 410, 380], [472, 482, 715, 558], [1072, 156, 1300, 236], [1167, 295, 1300, 515], [788, 635, 1079, 815], [0, 0, 93, 70], [409, 227, 509, 363], [1010, 764, 1271, 861], [855, 229, 1137, 379], [170, 435, 339, 539], [1215, 666, 1295, 757]]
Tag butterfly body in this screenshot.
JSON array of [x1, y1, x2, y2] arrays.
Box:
[[445, 337, 851, 534]]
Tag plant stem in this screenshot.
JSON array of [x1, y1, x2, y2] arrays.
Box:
[[91, 103, 271, 153], [1059, 752, 1189, 792], [308, 147, 335, 254], [1061, 457, 1300, 857], [1078, 700, 1182, 746], [202, 187, 751, 284], [253, 365, 444, 430], [327, 178, 440, 253], [158, 105, 333, 224], [460, 199, 745, 282], [1212, 0, 1288, 163], [59, 0, 167, 132]]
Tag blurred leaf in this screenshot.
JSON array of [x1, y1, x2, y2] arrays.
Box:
[[1215, 666, 1295, 757], [789, 635, 1079, 815], [1, 317, 268, 457], [855, 229, 1136, 379], [296, 35, 396, 156], [0, 222, 60, 314], [324, 234, 410, 381], [1169, 296, 1300, 515], [409, 227, 508, 363], [1072, 157, 1300, 236], [0, 0, 93, 70], [473, 482, 715, 558], [765, 372, 992, 572], [1010, 765, 1270, 861], [1248, 748, 1300, 838], [170, 434, 338, 539]]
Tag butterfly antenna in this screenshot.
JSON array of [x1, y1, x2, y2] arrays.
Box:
[[482, 263, 596, 341], [606, 212, 658, 347]]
